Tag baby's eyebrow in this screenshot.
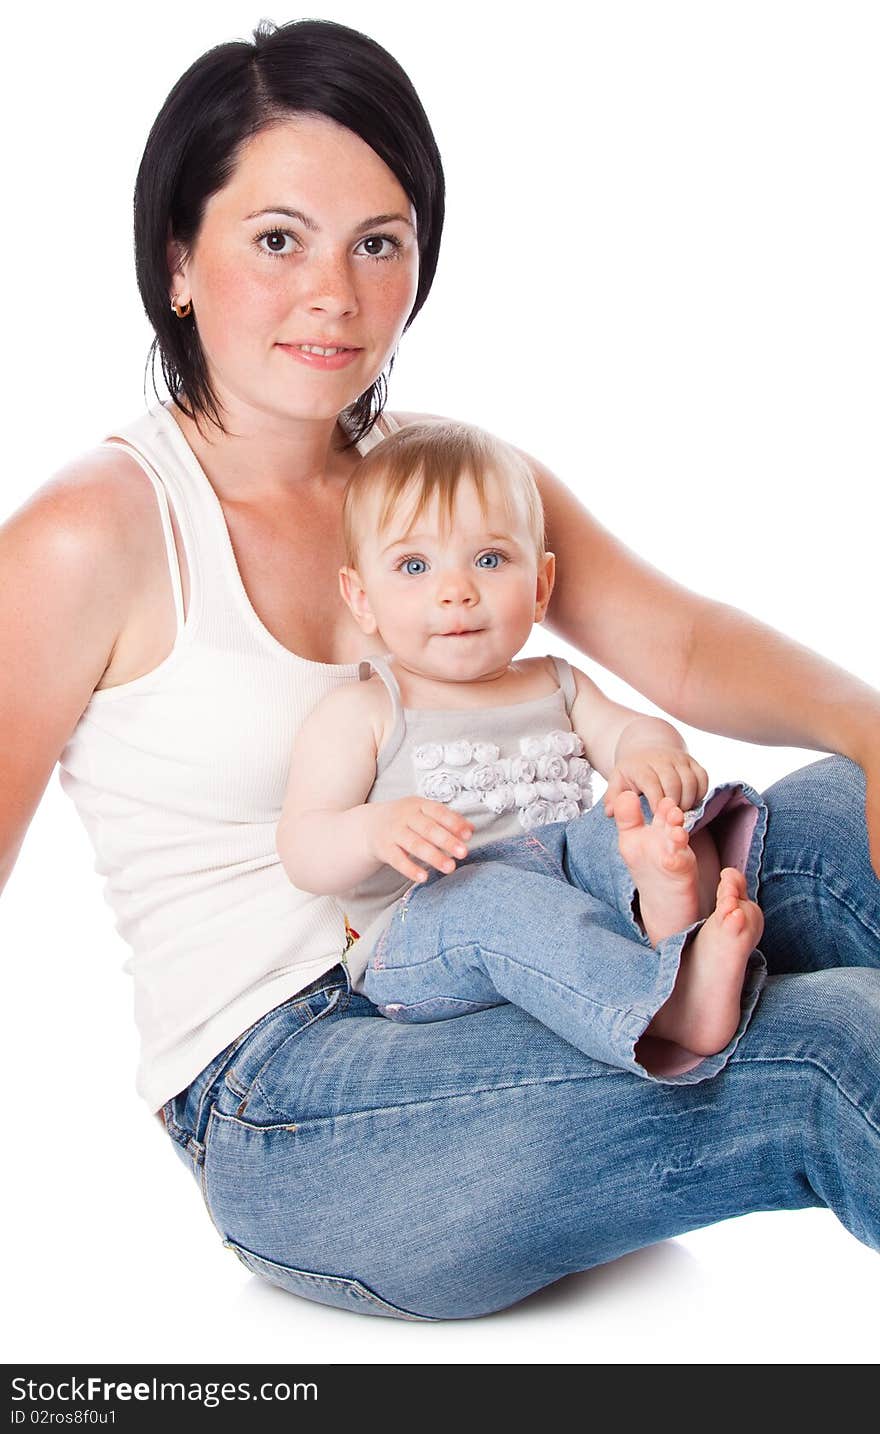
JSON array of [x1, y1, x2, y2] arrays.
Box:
[[380, 532, 432, 556], [380, 530, 519, 556]]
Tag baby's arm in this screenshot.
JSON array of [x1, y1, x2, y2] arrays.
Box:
[[568, 665, 708, 813], [277, 684, 385, 894], [277, 683, 472, 894]]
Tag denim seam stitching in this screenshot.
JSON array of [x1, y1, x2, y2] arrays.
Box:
[[205, 1067, 630, 1135], [760, 867, 880, 942], [248, 991, 343, 1120], [224, 983, 347, 1110], [222, 1242, 437, 1320], [454, 942, 662, 1026], [200, 1105, 230, 1236], [729, 1052, 880, 1138], [161, 1107, 191, 1149], [522, 833, 565, 877]]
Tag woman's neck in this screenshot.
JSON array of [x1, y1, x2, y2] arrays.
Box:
[[167, 399, 358, 503]]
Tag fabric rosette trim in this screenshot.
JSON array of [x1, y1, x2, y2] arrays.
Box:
[[413, 730, 594, 829]]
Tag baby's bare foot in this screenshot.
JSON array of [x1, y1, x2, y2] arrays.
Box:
[[645, 868, 764, 1056], [614, 792, 700, 946]]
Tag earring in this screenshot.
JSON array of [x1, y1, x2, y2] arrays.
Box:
[[170, 297, 192, 318]]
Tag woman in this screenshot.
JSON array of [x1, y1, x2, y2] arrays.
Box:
[[1, 18, 878, 1321]]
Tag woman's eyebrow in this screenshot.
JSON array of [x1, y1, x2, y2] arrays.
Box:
[[244, 206, 414, 232]]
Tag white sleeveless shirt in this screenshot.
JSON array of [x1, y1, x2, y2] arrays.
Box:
[[57, 400, 398, 1113]]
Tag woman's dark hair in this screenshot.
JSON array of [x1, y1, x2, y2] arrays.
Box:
[[134, 18, 445, 449]]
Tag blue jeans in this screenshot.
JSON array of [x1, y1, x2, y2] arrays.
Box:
[[161, 756, 880, 1320], [362, 781, 767, 1084]]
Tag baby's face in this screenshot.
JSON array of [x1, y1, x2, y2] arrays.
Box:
[[349, 472, 553, 686]]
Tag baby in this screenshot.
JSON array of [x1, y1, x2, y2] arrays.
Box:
[[278, 421, 768, 1080]]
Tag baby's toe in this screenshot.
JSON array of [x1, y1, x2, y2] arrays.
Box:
[[718, 867, 746, 899], [655, 797, 684, 828], [613, 791, 645, 830], [722, 905, 747, 935]]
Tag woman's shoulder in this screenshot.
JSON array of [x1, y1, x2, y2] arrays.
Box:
[[0, 445, 171, 740], [2, 442, 168, 575], [8, 442, 165, 542]]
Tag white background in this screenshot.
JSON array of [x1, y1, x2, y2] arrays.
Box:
[[2, 0, 878, 1365]]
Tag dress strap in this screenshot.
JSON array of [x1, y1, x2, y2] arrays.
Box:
[[358, 654, 407, 775], [99, 440, 186, 634], [341, 408, 401, 453], [548, 654, 577, 718]]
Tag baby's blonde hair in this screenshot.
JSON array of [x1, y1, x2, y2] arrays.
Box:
[[342, 420, 547, 570]]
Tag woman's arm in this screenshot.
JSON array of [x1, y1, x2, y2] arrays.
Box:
[[526, 449, 880, 748], [525, 449, 880, 872], [568, 665, 708, 815], [0, 454, 150, 895], [536, 447, 878, 753]]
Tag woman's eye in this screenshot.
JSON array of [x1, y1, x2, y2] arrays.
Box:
[[357, 235, 403, 262], [401, 557, 428, 576], [255, 230, 402, 262], [256, 229, 296, 257], [477, 552, 504, 569]]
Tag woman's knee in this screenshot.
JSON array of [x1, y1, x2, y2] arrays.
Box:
[[757, 756, 880, 971], [743, 967, 880, 1075], [762, 755, 866, 865]]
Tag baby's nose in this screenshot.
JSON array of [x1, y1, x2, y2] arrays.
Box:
[[438, 571, 478, 603]]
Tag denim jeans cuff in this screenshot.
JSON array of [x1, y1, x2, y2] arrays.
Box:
[[683, 779, 769, 903], [614, 779, 770, 1085], [621, 889, 769, 1086]]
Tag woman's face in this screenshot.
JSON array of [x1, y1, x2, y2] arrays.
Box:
[[169, 114, 420, 428]]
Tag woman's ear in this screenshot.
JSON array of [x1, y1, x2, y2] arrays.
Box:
[[339, 566, 378, 635], [534, 551, 556, 624]]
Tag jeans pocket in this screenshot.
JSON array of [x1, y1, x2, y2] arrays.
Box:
[[222, 1239, 439, 1321], [379, 995, 502, 1022], [223, 983, 346, 1121]]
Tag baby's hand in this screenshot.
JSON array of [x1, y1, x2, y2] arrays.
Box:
[[367, 797, 473, 884], [603, 748, 709, 816]]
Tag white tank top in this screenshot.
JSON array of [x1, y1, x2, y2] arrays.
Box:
[[57, 400, 399, 1113]]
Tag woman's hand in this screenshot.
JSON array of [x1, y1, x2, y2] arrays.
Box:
[[367, 798, 473, 884], [603, 747, 709, 817]]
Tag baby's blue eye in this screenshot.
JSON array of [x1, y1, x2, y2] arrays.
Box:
[[403, 557, 427, 576], [477, 552, 502, 569]]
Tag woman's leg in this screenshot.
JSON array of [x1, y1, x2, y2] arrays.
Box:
[[759, 755, 880, 972], [165, 960, 880, 1321]]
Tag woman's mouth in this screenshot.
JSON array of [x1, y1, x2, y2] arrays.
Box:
[[276, 343, 363, 370]]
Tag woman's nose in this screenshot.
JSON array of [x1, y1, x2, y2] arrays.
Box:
[[303, 252, 359, 316]]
